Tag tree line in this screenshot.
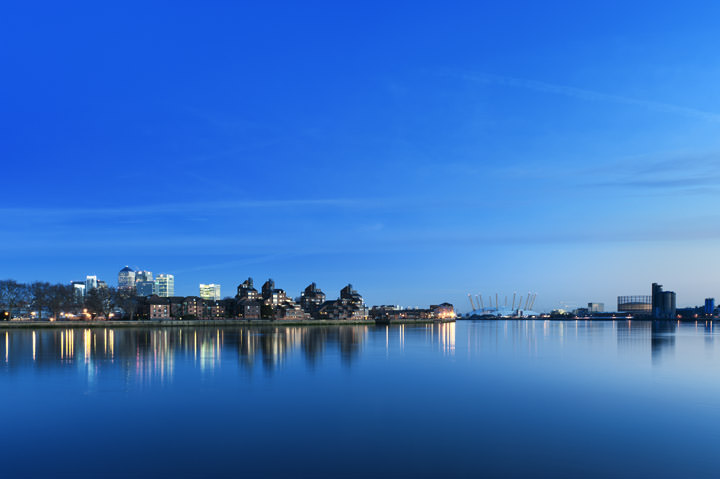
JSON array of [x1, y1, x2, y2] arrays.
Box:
[[0, 280, 139, 320]]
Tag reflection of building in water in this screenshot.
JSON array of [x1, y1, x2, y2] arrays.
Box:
[[615, 320, 652, 357], [2, 323, 453, 377], [651, 321, 676, 362]]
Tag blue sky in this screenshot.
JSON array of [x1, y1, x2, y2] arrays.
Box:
[[3, 1, 720, 311]]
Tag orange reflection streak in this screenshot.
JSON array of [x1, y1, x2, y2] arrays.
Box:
[[84, 329, 91, 362], [5, 331, 8, 362]]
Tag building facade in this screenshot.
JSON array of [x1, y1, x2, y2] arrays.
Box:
[[199, 283, 221, 301], [652, 283, 676, 319], [617, 296, 652, 314], [136, 281, 155, 297], [118, 266, 136, 290], [155, 274, 175, 297]]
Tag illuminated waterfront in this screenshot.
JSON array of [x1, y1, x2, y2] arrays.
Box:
[[3, 320, 720, 477]]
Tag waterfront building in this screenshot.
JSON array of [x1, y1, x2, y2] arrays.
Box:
[[136, 280, 155, 297], [260, 279, 309, 320], [155, 274, 175, 297], [300, 283, 326, 317], [617, 295, 651, 314], [168, 296, 184, 318], [370, 303, 456, 321], [237, 299, 262, 319], [199, 283, 221, 301], [118, 266, 136, 290], [588, 302, 604, 313], [705, 298, 715, 316], [205, 300, 226, 319], [432, 303, 456, 319], [652, 283, 676, 319], [148, 297, 170, 319], [317, 284, 368, 320], [236, 278, 259, 301], [182, 296, 204, 318]]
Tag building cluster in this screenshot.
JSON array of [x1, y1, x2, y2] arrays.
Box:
[[118, 267, 175, 297], [138, 278, 373, 321], [71, 275, 108, 302], [616, 283, 677, 319], [370, 303, 456, 321]]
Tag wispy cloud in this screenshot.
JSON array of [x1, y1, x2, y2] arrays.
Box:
[[581, 150, 720, 193], [0, 198, 373, 220], [454, 72, 720, 123]]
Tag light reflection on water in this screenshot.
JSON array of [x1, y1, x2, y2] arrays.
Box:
[[3, 320, 720, 478], [1, 322, 456, 380]]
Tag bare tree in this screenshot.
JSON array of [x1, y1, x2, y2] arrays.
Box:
[[0, 280, 30, 319], [85, 287, 117, 319], [47, 284, 74, 320], [115, 288, 139, 320], [29, 281, 51, 320]]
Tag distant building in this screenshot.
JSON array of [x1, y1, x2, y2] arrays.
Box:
[[705, 298, 715, 316], [155, 274, 175, 297], [135, 270, 153, 283], [71, 281, 86, 303], [136, 281, 155, 297], [432, 303, 456, 319], [370, 303, 455, 321], [588, 302, 604, 313], [199, 283, 221, 301], [652, 283, 676, 319], [85, 275, 98, 292], [118, 266, 135, 290], [617, 295, 651, 314]]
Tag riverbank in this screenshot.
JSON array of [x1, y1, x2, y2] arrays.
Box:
[[0, 318, 456, 329]]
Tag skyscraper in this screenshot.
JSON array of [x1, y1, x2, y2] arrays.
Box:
[[71, 281, 86, 303], [199, 283, 221, 301], [118, 266, 136, 290], [135, 270, 153, 283], [85, 275, 98, 292], [136, 281, 155, 297], [155, 274, 175, 297]]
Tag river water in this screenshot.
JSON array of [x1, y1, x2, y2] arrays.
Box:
[[2, 320, 720, 478]]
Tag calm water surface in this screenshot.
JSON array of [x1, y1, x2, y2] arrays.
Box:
[[2, 320, 720, 478]]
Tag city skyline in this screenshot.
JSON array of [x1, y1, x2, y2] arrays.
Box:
[[4, 2, 720, 311]]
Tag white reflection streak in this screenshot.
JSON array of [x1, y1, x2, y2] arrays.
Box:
[[32, 331, 36, 361], [84, 329, 91, 363]]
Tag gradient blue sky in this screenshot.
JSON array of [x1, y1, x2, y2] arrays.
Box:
[[3, 1, 720, 311]]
